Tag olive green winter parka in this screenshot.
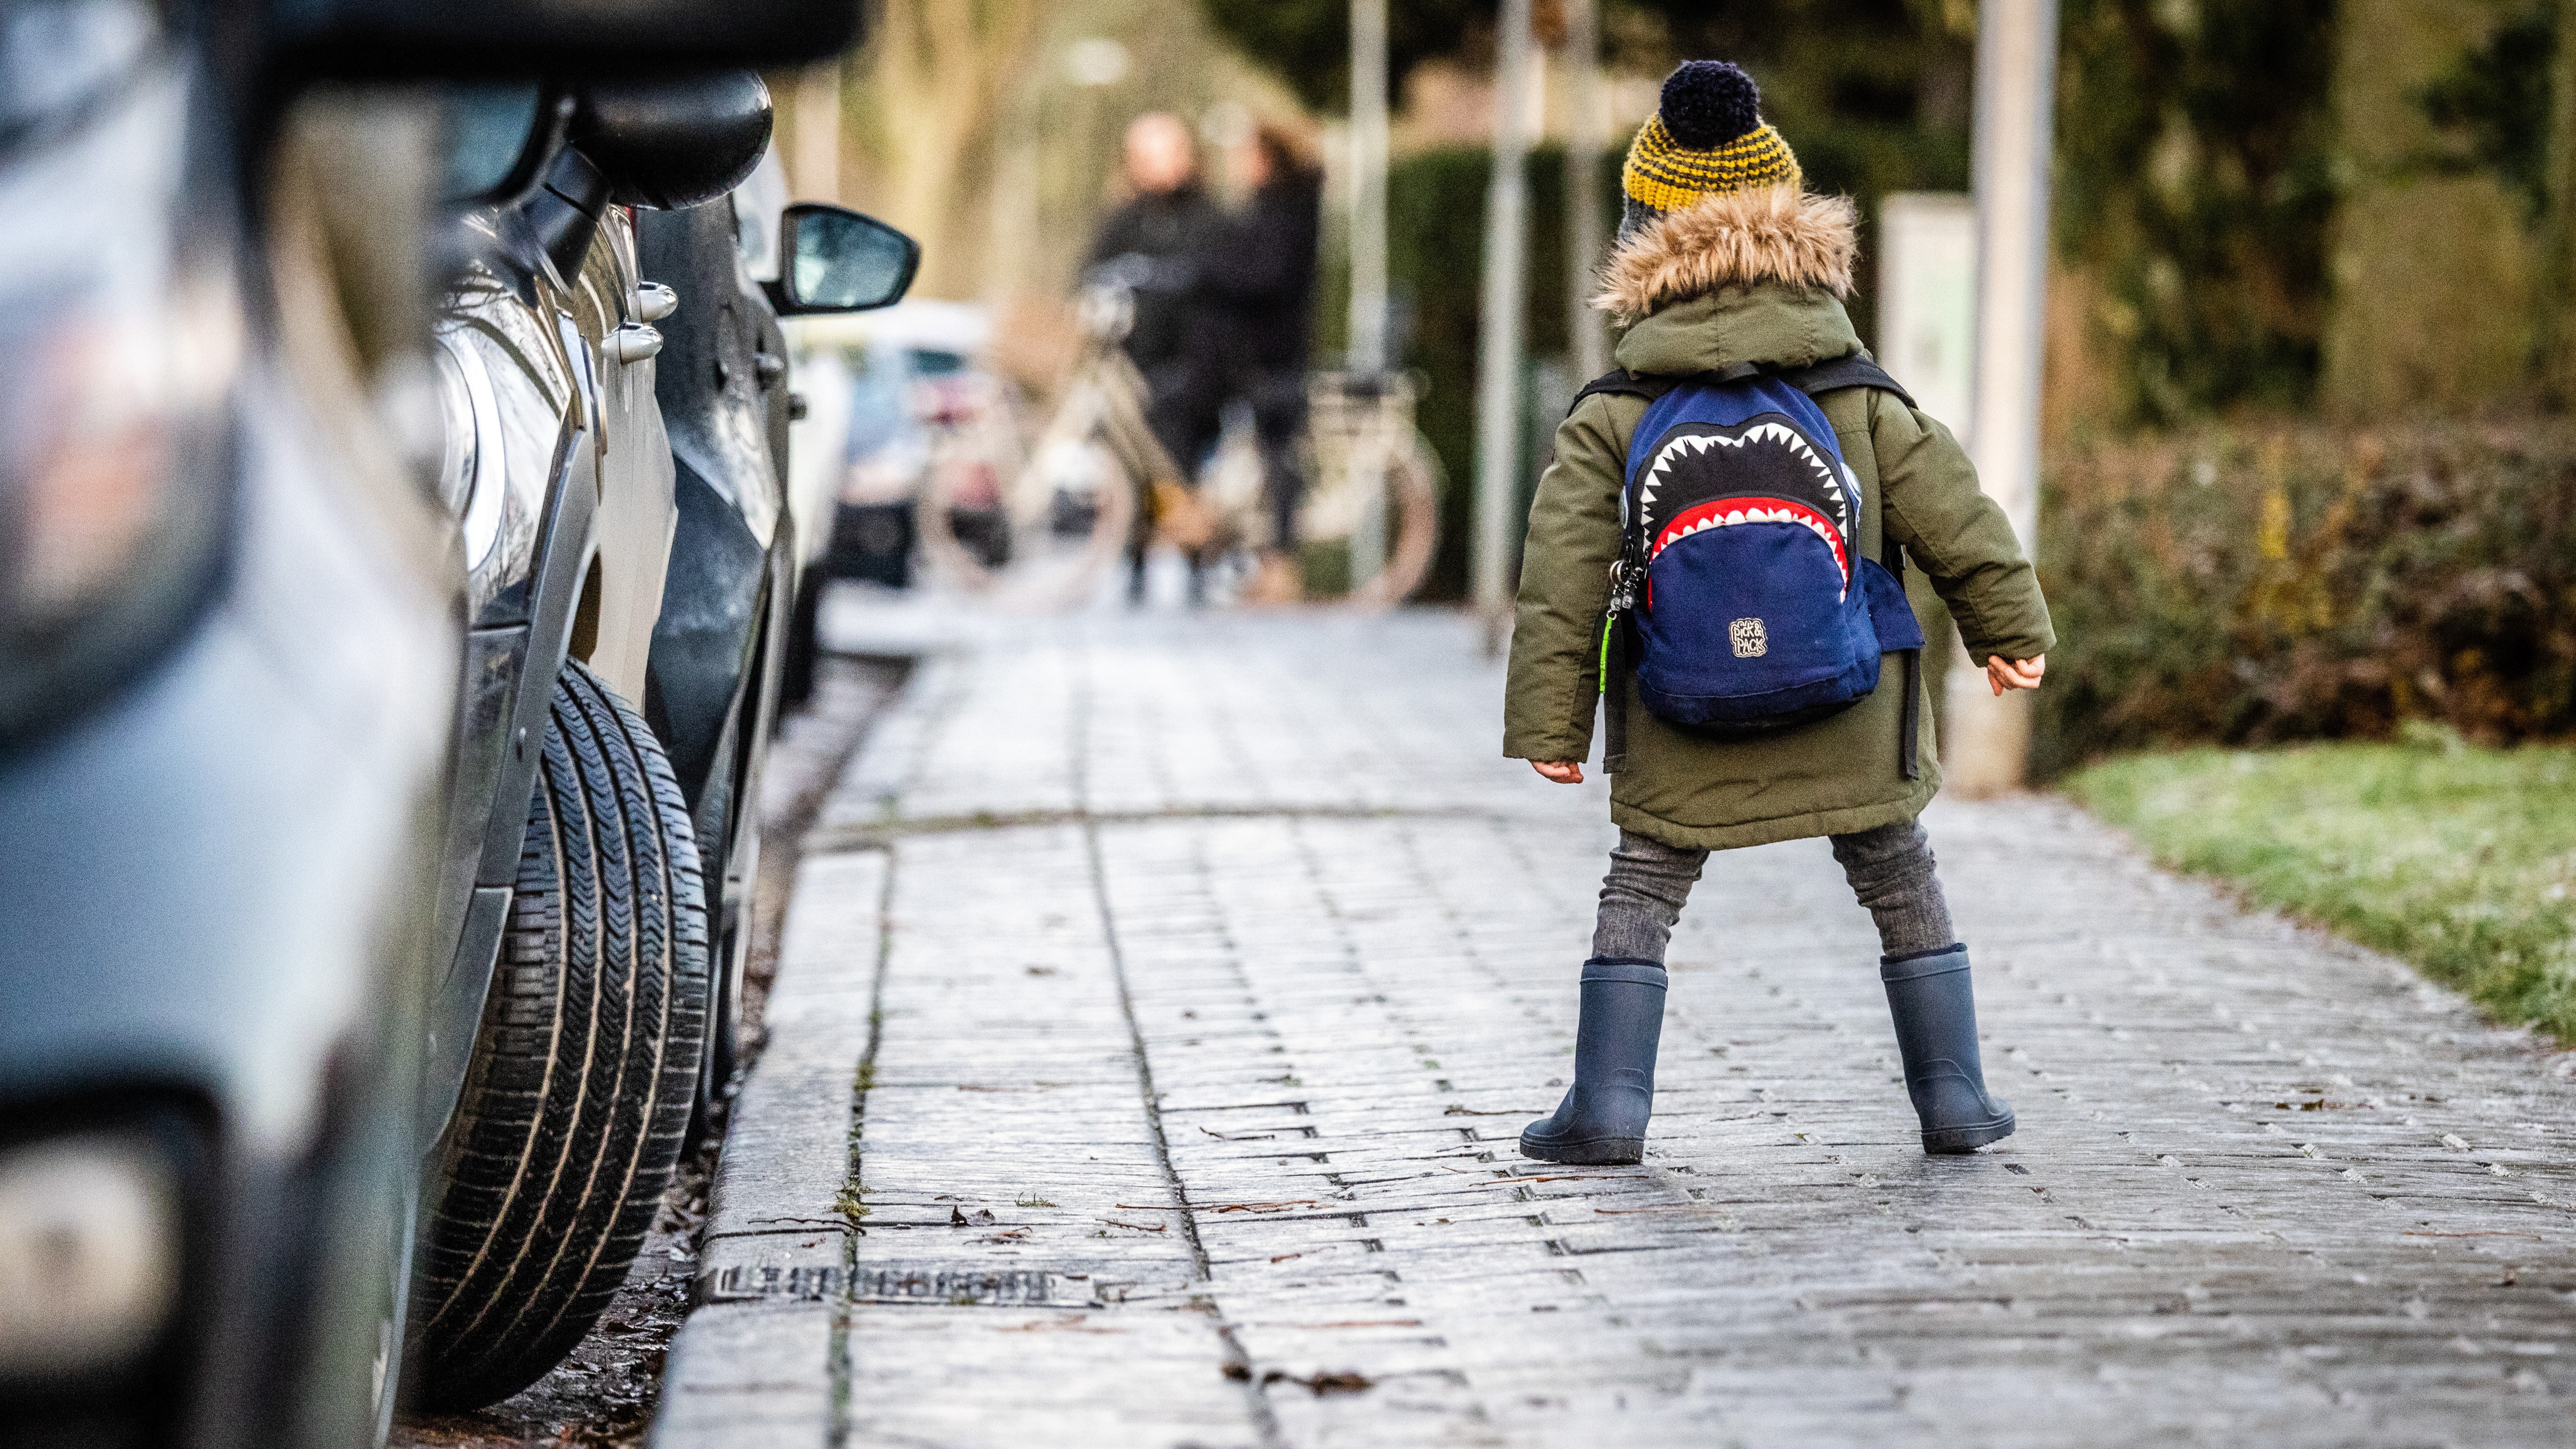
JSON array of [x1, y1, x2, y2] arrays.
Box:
[[1502, 186, 2055, 851]]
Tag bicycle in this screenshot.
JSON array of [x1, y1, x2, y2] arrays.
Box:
[[921, 279, 1441, 610], [915, 281, 1146, 607]]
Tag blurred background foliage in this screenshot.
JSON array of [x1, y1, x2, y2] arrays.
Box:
[[2040, 0, 2576, 771], [783, 0, 2576, 759], [2051, 0, 2341, 424], [1197, 0, 1488, 111], [2035, 424, 2576, 776]]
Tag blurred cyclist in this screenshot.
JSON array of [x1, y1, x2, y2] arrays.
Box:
[[1085, 112, 1222, 602]]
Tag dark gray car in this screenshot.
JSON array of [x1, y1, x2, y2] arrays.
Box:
[[404, 81, 915, 1411], [0, 1, 867, 1445], [640, 179, 919, 1143]]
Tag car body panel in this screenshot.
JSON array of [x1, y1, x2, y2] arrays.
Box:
[[0, 369, 450, 1160], [639, 192, 788, 846], [0, 42, 454, 1441], [571, 205, 677, 706], [418, 190, 683, 1149], [637, 176, 831, 1128]]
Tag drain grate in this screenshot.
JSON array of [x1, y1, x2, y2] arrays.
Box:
[[705, 1265, 1104, 1306]]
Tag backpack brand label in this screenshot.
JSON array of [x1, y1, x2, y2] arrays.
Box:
[[1729, 617, 1768, 658]]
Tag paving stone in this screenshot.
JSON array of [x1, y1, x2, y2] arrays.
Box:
[[652, 1302, 835, 1449], [699, 853, 885, 1255], [656, 609, 2576, 1449]]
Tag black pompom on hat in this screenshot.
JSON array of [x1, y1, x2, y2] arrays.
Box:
[[1657, 60, 1763, 149]]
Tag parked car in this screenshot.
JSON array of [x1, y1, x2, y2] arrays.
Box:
[[407, 78, 917, 1410], [636, 152, 919, 1144], [786, 301, 1015, 598], [0, 2, 866, 1446], [0, 13, 454, 1445]]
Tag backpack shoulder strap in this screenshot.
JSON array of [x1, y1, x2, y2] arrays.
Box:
[[1783, 351, 1925, 780], [1576, 357, 1918, 415], [1778, 352, 1917, 410], [1568, 368, 1686, 415]]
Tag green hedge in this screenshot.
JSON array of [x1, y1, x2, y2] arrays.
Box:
[[2034, 423, 2576, 776], [1384, 145, 1601, 602]]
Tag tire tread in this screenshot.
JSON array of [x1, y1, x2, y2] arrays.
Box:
[[408, 660, 707, 1410]]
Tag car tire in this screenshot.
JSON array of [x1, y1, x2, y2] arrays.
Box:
[[688, 892, 748, 1154], [406, 659, 708, 1412], [684, 660, 765, 1155]]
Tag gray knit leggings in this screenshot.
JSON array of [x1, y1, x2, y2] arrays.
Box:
[[1592, 818, 1954, 964]]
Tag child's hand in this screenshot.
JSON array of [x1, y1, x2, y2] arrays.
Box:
[[1530, 760, 1584, 784], [1986, 654, 2046, 695]]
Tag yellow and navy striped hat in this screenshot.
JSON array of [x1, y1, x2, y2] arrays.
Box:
[[1620, 61, 1801, 240]]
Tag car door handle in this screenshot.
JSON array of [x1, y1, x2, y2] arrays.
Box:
[[637, 282, 678, 322], [607, 323, 662, 364]]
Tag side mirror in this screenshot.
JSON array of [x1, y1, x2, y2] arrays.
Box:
[[767, 205, 919, 316], [266, 0, 864, 76], [516, 73, 771, 282], [441, 84, 571, 207], [571, 73, 773, 212]]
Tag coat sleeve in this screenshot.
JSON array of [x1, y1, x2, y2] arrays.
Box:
[[1503, 393, 1629, 762], [1868, 393, 2056, 665]]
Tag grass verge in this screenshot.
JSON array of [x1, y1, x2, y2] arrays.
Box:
[[2066, 739, 2576, 1043]]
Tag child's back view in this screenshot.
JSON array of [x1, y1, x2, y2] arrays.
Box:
[[1505, 61, 2054, 1164]]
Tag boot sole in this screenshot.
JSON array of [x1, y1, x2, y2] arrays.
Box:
[[1518, 1133, 1643, 1165], [1922, 1112, 2016, 1155]]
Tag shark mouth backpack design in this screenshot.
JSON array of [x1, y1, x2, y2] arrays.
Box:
[[1596, 368, 1925, 739]]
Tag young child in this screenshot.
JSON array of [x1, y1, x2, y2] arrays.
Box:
[[1505, 61, 2053, 1164]]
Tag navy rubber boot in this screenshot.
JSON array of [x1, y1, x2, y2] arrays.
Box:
[[1520, 959, 1668, 1165], [1881, 944, 2015, 1154]]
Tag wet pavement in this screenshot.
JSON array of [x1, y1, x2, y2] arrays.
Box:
[[651, 608, 2576, 1448]]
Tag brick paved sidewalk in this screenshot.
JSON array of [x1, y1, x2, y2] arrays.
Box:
[[654, 610, 2576, 1449]]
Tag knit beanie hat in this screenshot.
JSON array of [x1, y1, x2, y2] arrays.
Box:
[[1619, 61, 1802, 242]]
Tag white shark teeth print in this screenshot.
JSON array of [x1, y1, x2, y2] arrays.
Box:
[[1639, 421, 1848, 532], [1661, 507, 1840, 549], [1647, 492, 1853, 601]]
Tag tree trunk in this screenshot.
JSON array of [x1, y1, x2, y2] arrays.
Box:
[[2542, 0, 2576, 403], [855, 0, 1047, 299]]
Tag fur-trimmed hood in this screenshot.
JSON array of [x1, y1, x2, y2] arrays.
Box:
[[1593, 186, 1857, 322]]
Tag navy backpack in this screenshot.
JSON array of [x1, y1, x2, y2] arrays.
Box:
[[1577, 358, 1928, 777]]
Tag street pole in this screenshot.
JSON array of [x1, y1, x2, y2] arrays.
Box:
[[1945, 0, 2057, 796], [1563, 0, 1611, 382], [1473, 0, 1535, 650], [1349, 0, 1391, 587]]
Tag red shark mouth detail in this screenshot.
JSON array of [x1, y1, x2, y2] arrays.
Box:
[[1650, 495, 1851, 589]]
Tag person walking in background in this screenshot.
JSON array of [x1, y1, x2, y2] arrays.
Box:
[[1504, 62, 2053, 1166], [1085, 111, 1223, 603], [1196, 121, 1323, 604]]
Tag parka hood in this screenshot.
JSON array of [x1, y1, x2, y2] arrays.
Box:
[[1593, 186, 1858, 322], [1610, 275, 1863, 378]]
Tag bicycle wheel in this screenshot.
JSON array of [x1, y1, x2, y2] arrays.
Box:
[[1346, 432, 1442, 612], [923, 399, 1141, 608]]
